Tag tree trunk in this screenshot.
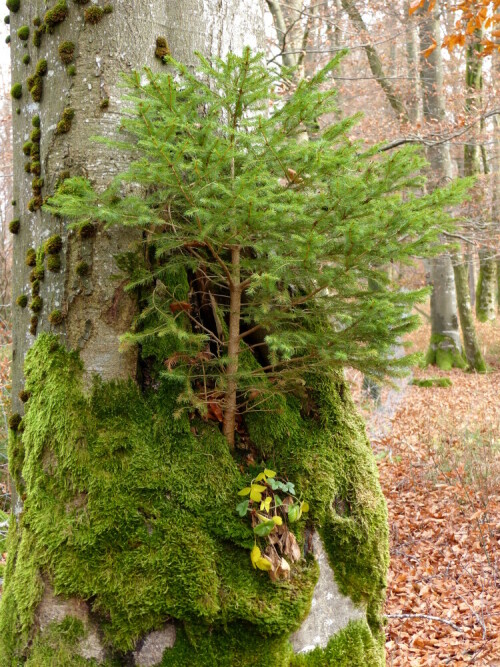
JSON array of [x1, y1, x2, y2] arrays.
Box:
[[451, 252, 486, 372], [425, 254, 466, 370], [404, 0, 421, 125], [1, 2, 388, 665], [418, 1, 470, 370], [463, 30, 497, 323], [476, 249, 497, 322]]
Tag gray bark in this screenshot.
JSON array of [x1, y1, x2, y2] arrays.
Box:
[[340, 0, 409, 122], [452, 252, 486, 371], [8, 0, 265, 660], [404, 0, 421, 124], [418, 1, 466, 368], [11, 1, 264, 401]]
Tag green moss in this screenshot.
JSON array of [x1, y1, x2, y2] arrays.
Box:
[[155, 36, 170, 60], [31, 280, 41, 297], [31, 161, 41, 175], [100, 97, 109, 110], [32, 115, 40, 128], [22, 53, 30, 65], [24, 161, 31, 174], [33, 27, 43, 48], [48, 309, 64, 325], [290, 620, 383, 666], [28, 196, 43, 212], [9, 219, 20, 234], [78, 221, 96, 238], [30, 296, 42, 313], [5, 35, 10, 44], [67, 64, 76, 76], [32, 177, 44, 191], [8, 413, 22, 431], [29, 316, 38, 335], [55, 107, 75, 134], [0, 334, 387, 664], [27, 72, 44, 103], [4, 14, 9, 23], [47, 255, 61, 272], [19, 389, 31, 403], [35, 58, 48, 76], [411, 377, 452, 388], [6, 0, 20, 12], [26, 248, 36, 267], [84, 5, 104, 23], [33, 16, 41, 27], [75, 261, 89, 277], [30, 142, 40, 159], [58, 40, 75, 64], [103, 3, 112, 12], [25, 617, 101, 666], [30, 127, 41, 143], [44, 0, 68, 32], [33, 264, 45, 281], [22, 141, 32, 155], [44, 234, 62, 255], [425, 334, 467, 371], [17, 24, 29, 40], [16, 294, 28, 308], [11, 83, 22, 99]]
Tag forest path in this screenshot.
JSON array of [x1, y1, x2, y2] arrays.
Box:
[[357, 320, 500, 667]]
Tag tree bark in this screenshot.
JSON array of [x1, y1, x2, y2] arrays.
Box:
[[451, 252, 486, 372], [417, 0, 473, 370], [340, 0, 409, 122]]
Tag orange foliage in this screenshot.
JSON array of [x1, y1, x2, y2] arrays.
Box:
[[410, 0, 500, 55]]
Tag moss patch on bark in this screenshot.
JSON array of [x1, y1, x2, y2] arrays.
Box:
[[425, 334, 467, 371], [0, 333, 387, 665]]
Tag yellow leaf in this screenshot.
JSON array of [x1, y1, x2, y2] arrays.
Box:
[[255, 472, 266, 482], [251, 485, 266, 493], [272, 515, 283, 525], [260, 497, 272, 512], [250, 488, 263, 502], [251, 545, 261, 569], [264, 468, 276, 478], [301, 501, 309, 513], [238, 487, 251, 496], [256, 556, 272, 571]]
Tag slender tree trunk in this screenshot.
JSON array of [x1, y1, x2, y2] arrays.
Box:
[[223, 246, 241, 448], [476, 249, 497, 321], [451, 252, 486, 371], [340, 0, 409, 122], [404, 0, 421, 124], [463, 30, 497, 322], [418, 0, 467, 369]]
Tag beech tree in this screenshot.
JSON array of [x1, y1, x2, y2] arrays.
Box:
[[0, 1, 394, 666]]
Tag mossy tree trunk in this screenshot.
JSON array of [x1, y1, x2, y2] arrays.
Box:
[[418, 1, 465, 370], [463, 31, 497, 324], [1, 2, 389, 667], [451, 252, 486, 372]]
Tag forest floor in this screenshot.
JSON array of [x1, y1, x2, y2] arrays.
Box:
[[349, 315, 500, 666]]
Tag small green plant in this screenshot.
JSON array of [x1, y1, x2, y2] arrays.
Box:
[[237, 468, 308, 579], [47, 49, 471, 449]]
